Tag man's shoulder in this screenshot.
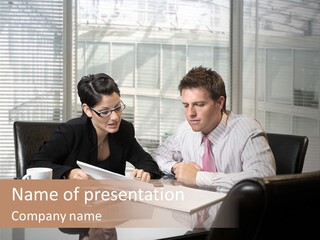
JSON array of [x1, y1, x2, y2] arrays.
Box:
[[174, 121, 201, 141], [176, 120, 192, 132], [227, 112, 265, 133], [228, 112, 260, 124]]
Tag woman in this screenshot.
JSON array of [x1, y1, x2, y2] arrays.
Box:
[[29, 73, 162, 181]]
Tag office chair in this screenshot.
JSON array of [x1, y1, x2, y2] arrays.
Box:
[[208, 170, 320, 240], [13, 121, 61, 178], [266, 133, 309, 174]]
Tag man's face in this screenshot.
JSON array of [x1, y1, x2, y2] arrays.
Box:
[[181, 87, 224, 135]]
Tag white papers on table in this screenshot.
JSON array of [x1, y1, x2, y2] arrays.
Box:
[[136, 184, 226, 213], [77, 160, 226, 213], [77, 160, 127, 179]]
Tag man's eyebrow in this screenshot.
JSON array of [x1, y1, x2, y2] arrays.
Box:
[[192, 101, 205, 104], [181, 101, 205, 105]]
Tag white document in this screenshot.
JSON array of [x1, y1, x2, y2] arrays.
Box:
[[77, 160, 226, 213], [76, 160, 155, 191], [77, 160, 128, 179], [137, 184, 226, 213]]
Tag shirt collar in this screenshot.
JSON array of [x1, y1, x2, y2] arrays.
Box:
[[205, 111, 229, 146]]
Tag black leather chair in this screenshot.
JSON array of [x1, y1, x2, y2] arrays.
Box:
[[13, 121, 60, 178], [266, 133, 309, 174], [208, 170, 320, 240]]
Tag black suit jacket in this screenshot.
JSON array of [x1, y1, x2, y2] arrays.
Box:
[[30, 115, 162, 179]]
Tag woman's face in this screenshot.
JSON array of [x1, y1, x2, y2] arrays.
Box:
[[83, 92, 123, 135]]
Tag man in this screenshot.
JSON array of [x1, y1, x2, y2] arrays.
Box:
[[152, 66, 276, 192]]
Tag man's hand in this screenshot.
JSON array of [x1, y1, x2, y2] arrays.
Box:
[[172, 162, 201, 186]]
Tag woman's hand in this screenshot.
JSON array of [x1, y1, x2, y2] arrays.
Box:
[[66, 168, 89, 179], [130, 169, 151, 182]]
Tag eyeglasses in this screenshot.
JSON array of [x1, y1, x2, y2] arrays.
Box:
[[90, 101, 126, 118]]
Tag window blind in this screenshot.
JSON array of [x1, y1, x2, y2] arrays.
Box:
[[0, 0, 64, 178], [73, 0, 231, 153], [0, 0, 231, 179], [242, 0, 320, 172]]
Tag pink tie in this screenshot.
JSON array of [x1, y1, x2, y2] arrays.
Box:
[[202, 135, 216, 172]]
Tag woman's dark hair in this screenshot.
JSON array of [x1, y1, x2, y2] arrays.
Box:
[[77, 73, 120, 107], [178, 66, 227, 111]]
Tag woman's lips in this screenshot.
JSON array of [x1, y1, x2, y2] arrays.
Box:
[[107, 122, 118, 128]]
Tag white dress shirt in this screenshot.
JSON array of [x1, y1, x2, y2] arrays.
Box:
[[152, 112, 276, 193]]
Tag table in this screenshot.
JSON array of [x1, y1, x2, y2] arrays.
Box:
[[59, 178, 224, 240], [3, 178, 224, 240]]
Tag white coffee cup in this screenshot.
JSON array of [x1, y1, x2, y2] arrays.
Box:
[[22, 167, 53, 180]]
